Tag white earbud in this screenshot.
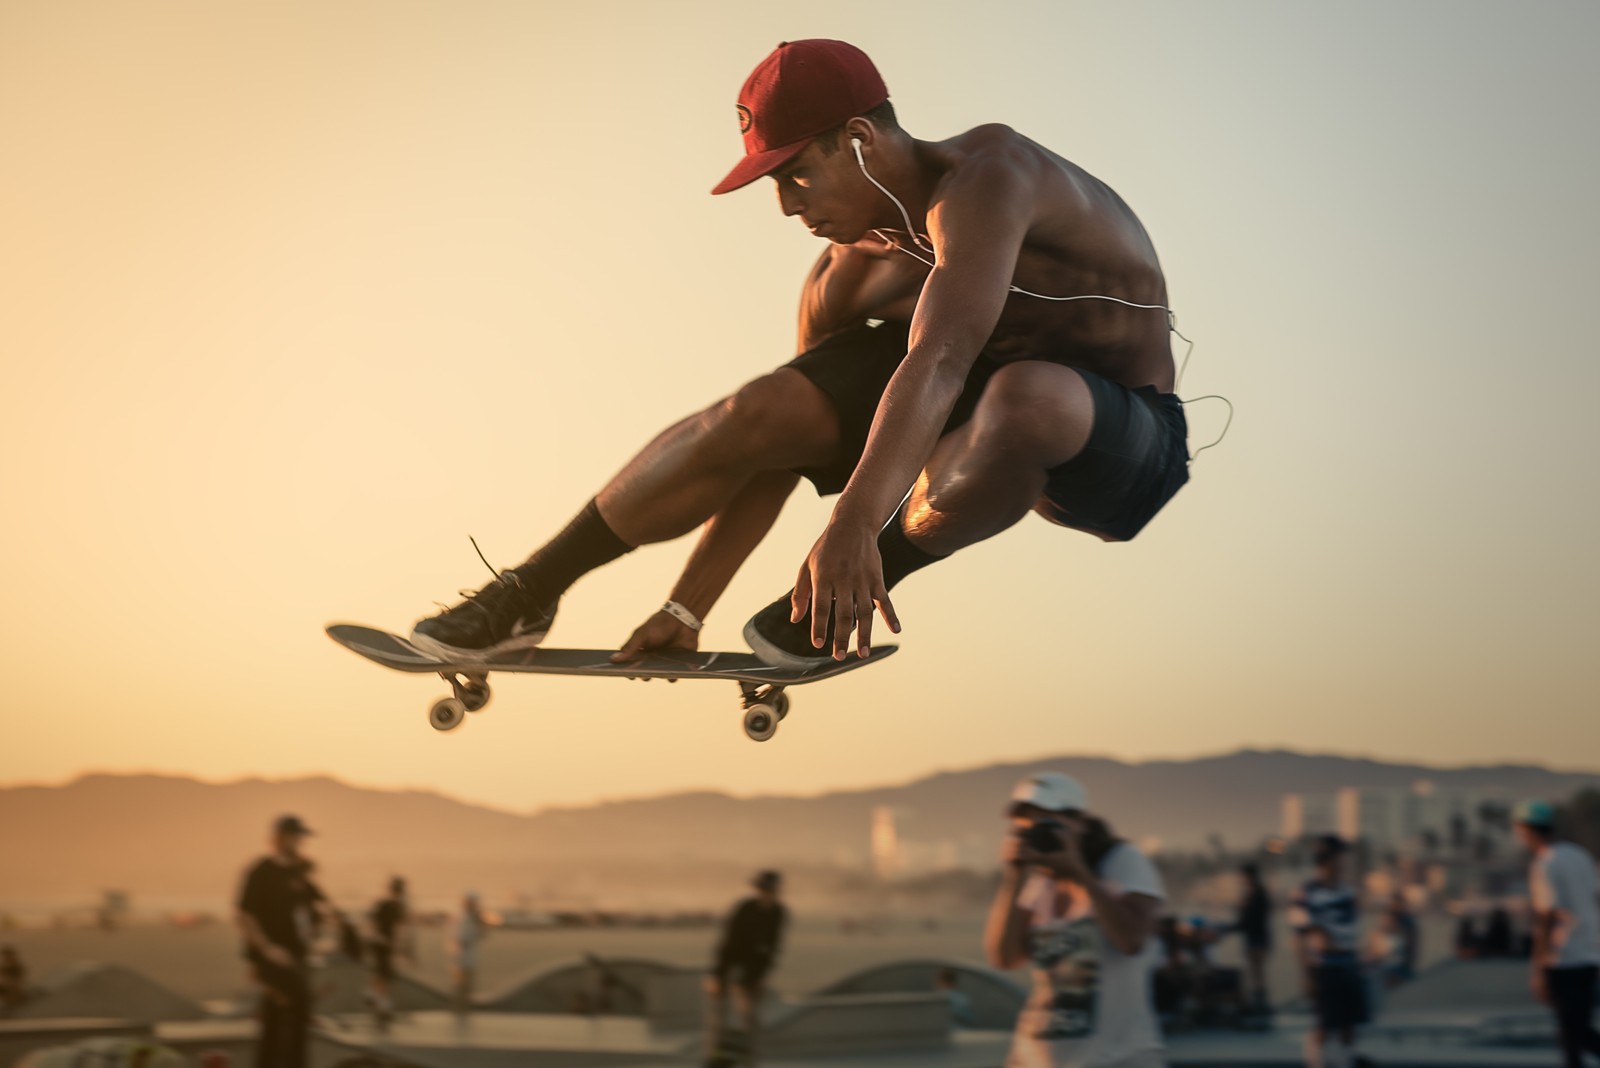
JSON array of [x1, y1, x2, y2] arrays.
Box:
[[851, 136, 864, 166]]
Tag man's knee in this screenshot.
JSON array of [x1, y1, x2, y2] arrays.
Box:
[[712, 369, 840, 465], [969, 362, 1093, 468]]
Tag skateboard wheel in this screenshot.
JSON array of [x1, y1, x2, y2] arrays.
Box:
[[772, 692, 790, 721], [742, 704, 779, 742], [429, 697, 468, 732]]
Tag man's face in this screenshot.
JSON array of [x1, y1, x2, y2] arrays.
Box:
[[1514, 823, 1542, 852], [769, 136, 880, 244], [273, 829, 307, 860]]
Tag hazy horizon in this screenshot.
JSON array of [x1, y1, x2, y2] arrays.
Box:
[[5, 744, 1597, 817], [4, 1, 1596, 813]]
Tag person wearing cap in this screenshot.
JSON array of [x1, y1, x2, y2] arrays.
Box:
[[449, 890, 488, 1019], [1514, 799, 1600, 1066], [706, 870, 787, 1063], [405, 39, 1189, 675], [365, 875, 412, 1023], [987, 772, 1167, 1068], [236, 815, 318, 1068], [1286, 835, 1366, 1068]]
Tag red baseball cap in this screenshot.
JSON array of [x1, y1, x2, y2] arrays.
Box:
[[711, 40, 889, 195]]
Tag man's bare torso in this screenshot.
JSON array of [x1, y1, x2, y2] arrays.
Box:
[[801, 125, 1174, 393]]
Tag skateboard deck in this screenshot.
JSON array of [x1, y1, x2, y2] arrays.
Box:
[[325, 623, 896, 741]]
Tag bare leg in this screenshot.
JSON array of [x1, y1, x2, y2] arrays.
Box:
[[901, 362, 1094, 555], [596, 369, 842, 547], [737, 981, 762, 1067], [703, 974, 727, 1062]]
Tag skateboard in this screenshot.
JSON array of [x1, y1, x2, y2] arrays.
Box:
[[325, 623, 896, 742]]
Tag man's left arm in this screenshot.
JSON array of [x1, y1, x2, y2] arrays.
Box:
[[1082, 882, 1161, 957], [794, 156, 1038, 657]]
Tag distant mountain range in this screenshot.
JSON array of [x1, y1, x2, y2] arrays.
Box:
[[2, 750, 1594, 909]]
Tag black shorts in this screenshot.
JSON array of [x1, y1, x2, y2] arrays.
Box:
[[713, 958, 770, 992], [784, 320, 1188, 540], [1311, 960, 1370, 1030]]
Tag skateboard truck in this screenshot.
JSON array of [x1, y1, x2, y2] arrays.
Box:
[[737, 682, 790, 742]]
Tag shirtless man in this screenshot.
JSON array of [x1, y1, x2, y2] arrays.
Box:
[[408, 39, 1189, 669]]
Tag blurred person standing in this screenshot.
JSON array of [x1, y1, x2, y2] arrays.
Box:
[[450, 891, 488, 1018], [706, 870, 788, 1066], [986, 771, 1166, 1068], [1232, 863, 1273, 1014], [936, 966, 975, 1028], [236, 814, 317, 1068], [0, 945, 27, 1007], [366, 876, 412, 1023], [1515, 799, 1600, 1068], [1288, 835, 1366, 1068], [1383, 891, 1418, 985]]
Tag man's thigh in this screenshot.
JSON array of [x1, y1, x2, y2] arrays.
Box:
[[1033, 369, 1189, 542], [784, 320, 1000, 496]]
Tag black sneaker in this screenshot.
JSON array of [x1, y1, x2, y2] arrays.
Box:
[[742, 593, 836, 672], [409, 571, 557, 660]]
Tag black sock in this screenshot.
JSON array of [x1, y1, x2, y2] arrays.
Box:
[[877, 509, 944, 590], [511, 499, 633, 601]]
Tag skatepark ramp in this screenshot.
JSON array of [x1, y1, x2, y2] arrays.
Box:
[[306, 957, 452, 1015], [479, 957, 676, 1015], [810, 958, 1025, 1031], [0, 963, 206, 1025], [757, 991, 953, 1057]]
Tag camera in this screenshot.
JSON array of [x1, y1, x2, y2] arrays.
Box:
[[1021, 819, 1066, 854]]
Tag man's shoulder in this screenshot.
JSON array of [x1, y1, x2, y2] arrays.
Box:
[[242, 855, 278, 881], [1551, 842, 1599, 878], [935, 125, 1041, 182]]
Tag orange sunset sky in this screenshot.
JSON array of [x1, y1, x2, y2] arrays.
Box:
[[2, 1, 1596, 814]]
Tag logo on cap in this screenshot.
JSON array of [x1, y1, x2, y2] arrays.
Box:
[[736, 104, 752, 135]]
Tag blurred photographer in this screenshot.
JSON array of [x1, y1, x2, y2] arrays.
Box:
[[985, 772, 1166, 1068]]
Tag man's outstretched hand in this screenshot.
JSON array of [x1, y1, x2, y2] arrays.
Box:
[[793, 520, 900, 660], [612, 610, 699, 666]]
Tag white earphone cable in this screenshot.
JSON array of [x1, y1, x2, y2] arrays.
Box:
[[851, 135, 1230, 460]]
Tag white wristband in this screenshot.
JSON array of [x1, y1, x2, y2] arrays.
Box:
[[660, 600, 702, 632]]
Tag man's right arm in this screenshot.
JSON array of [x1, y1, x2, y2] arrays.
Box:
[[616, 245, 921, 659]]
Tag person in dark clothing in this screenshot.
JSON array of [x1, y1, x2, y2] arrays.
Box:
[[237, 814, 317, 1068], [0, 945, 27, 1007], [366, 877, 411, 1022], [1233, 863, 1274, 1014], [1482, 905, 1514, 958], [706, 870, 787, 1066]]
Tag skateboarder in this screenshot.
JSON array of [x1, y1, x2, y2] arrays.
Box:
[[706, 870, 787, 1067], [237, 815, 320, 1068], [365, 876, 412, 1023], [407, 39, 1190, 669]]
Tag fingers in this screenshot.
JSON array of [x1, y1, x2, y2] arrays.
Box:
[[611, 631, 645, 663], [875, 588, 900, 635], [791, 566, 812, 625], [832, 595, 855, 660]]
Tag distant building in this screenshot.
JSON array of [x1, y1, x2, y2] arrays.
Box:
[[1283, 793, 1339, 839], [871, 806, 901, 880], [1283, 781, 1513, 857]]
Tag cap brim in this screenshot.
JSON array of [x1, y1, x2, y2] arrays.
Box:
[[711, 139, 811, 196]]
